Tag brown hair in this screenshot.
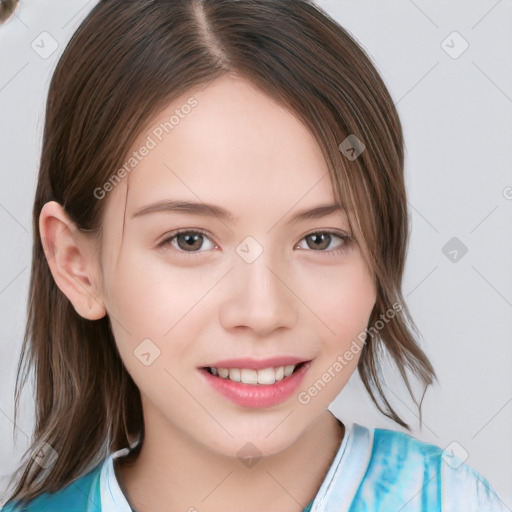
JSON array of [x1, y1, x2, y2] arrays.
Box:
[[6, 0, 436, 504]]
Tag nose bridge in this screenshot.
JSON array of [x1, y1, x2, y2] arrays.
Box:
[[219, 236, 297, 333], [236, 238, 285, 306]]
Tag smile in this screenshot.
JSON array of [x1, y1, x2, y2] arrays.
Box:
[[205, 362, 305, 384], [199, 360, 312, 408]]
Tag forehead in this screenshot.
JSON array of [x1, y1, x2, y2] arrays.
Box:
[[105, 74, 339, 226]]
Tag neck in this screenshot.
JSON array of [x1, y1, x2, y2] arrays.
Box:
[[115, 409, 344, 512]]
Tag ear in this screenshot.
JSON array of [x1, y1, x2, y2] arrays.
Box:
[[39, 201, 107, 320]]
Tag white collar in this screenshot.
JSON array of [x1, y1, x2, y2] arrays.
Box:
[[100, 446, 133, 512], [99, 422, 372, 512], [312, 423, 373, 511]]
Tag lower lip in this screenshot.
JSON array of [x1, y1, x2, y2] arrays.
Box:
[[199, 361, 311, 408]]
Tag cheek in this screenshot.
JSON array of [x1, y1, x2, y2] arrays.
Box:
[[103, 248, 224, 373], [301, 259, 376, 344], [106, 249, 211, 331], [296, 263, 375, 405]]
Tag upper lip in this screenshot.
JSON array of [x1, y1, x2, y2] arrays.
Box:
[[202, 356, 310, 370]]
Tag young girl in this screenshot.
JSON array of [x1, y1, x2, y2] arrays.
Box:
[[2, 1, 508, 511]]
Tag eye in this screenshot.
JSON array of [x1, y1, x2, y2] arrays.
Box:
[[295, 231, 352, 254], [158, 229, 352, 256], [158, 229, 217, 254]]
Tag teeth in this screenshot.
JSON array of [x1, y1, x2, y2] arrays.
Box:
[[284, 365, 295, 377], [257, 367, 275, 385], [228, 368, 241, 382], [241, 369, 258, 384], [208, 364, 298, 384]]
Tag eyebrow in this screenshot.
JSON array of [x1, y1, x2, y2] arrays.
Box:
[[131, 199, 343, 224]]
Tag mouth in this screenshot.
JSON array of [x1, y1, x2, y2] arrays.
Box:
[[201, 361, 309, 385], [199, 359, 312, 408]]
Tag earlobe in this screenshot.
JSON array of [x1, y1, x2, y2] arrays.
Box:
[[39, 201, 107, 321]]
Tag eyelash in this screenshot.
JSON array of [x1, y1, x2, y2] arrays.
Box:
[[157, 229, 353, 257]]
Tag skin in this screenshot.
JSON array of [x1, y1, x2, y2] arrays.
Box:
[[40, 73, 377, 512]]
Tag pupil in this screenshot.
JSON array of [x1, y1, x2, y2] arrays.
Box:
[[309, 233, 329, 250], [179, 233, 202, 251]]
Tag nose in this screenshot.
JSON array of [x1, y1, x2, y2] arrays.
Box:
[[218, 248, 298, 337]]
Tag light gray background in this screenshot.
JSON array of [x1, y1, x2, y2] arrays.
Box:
[[0, 0, 511, 507]]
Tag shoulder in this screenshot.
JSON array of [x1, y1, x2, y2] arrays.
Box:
[[1, 463, 103, 512], [348, 425, 507, 511]]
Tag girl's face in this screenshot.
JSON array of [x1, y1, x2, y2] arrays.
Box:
[[99, 73, 376, 456]]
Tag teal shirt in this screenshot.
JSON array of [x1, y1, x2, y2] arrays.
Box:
[[2, 423, 508, 511], [131, 503, 315, 511]]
